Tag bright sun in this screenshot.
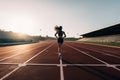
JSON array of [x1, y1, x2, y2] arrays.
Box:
[[7, 15, 38, 35]]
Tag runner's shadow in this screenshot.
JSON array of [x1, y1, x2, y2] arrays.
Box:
[[62, 58, 120, 80]]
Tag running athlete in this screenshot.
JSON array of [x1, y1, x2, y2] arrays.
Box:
[[54, 26, 66, 53]]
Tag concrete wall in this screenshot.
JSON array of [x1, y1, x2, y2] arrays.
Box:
[[79, 34, 120, 42]]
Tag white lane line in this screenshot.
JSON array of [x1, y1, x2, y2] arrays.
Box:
[[65, 64, 120, 67], [103, 53, 120, 59], [0, 43, 54, 80], [27, 63, 59, 66], [0, 63, 58, 66], [65, 44, 120, 71], [0, 62, 120, 67], [23, 43, 54, 64], [0, 44, 34, 53], [0, 42, 45, 61], [0, 63, 60, 66], [60, 58, 64, 80], [72, 44, 120, 59], [0, 67, 20, 80], [0, 44, 43, 62], [58, 52, 64, 80], [0, 63, 18, 65]]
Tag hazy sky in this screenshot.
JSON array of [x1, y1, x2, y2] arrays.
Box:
[[0, 0, 120, 37]]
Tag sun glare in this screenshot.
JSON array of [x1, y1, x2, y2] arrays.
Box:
[[8, 15, 38, 35]]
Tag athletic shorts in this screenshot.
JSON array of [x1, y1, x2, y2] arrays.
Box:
[[57, 38, 64, 43]]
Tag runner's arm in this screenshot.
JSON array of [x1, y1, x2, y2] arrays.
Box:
[[55, 32, 58, 38], [63, 31, 66, 38]]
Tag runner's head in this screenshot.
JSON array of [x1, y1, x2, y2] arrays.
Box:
[[59, 26, 62, 31]]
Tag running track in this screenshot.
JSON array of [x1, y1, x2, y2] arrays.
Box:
[[0, 41, 120, 80]]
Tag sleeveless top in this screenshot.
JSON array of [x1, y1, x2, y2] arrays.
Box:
[[58, 31, 63, 37]]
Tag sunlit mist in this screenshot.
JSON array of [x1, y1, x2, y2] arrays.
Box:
[[0, 0, 120, 37]]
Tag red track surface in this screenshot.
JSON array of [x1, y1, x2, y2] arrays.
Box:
[[0, 41, 120, 80]]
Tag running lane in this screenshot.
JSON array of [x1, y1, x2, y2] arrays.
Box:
[[63, 41, 120, 80], [0, 41, 120, 80], [0, 41, 60, 80]]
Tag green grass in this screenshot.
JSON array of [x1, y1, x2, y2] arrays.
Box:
[[84, 42, 120, 47]]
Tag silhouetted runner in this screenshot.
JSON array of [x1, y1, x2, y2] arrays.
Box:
[[55, 25, 66, 53]]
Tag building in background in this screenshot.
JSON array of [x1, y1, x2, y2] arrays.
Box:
[[80, 24, 120, 42]]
